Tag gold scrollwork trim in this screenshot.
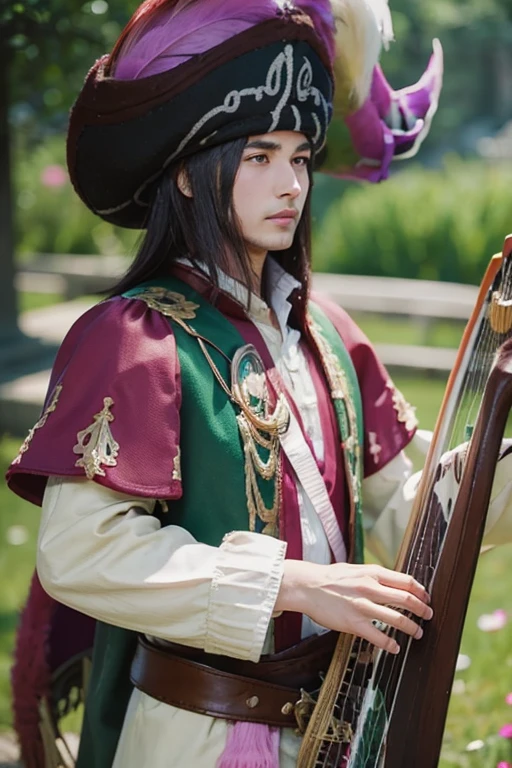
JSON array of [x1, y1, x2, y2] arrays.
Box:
[[12, 384, 63, 465], [172, 446, 182, 482], [387, 381, 418, 431]]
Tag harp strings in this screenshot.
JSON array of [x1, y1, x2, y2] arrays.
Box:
[[334, 261, 512, 768]]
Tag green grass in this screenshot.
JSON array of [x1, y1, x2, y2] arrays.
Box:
[[0, 315, 511, 765], [0, 436, 41, 731], [355, 312, 465, 349], [18, 292, 64, 313]]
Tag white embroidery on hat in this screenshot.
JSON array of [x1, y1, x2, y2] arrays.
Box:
[[291, 104, 302, 131], [98, 45, 330, 217]]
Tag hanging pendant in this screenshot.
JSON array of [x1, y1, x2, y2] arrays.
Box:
[[231, 344, 287, 537]]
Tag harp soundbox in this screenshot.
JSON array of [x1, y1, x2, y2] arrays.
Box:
[[297, 235, 512, 768]]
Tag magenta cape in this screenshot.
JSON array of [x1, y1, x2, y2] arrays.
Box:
[[7, 278, 415, 506]]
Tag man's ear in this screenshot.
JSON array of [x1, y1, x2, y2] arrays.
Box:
[[177, 168, 193, 198]]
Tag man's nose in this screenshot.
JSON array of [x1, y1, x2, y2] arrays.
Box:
[[275, 165, 302, 198]]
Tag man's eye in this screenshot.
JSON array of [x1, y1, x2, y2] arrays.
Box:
[[293, 156, 310, 166], [247, 154, 267, 163]]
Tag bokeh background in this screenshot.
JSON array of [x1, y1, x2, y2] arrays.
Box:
[[1, 1, 512, 765]]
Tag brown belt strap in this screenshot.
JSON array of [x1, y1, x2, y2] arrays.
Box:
[[130, 637, 319, 728]]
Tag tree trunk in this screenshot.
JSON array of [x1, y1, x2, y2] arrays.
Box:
[[0, 48, 21, 345]]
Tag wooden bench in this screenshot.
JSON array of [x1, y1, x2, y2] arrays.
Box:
[[16, 255, 477, 374]]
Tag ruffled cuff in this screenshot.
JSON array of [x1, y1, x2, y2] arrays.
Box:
[[205, 531, 287, 662]]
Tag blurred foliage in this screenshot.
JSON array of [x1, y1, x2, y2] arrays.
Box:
[[312, 157, 512, 284], [2, 0, 137, 142], [14, 135, 137, 256], [1, 0, 512, 148]]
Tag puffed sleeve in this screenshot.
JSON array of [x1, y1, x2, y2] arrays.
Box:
[[310, 292, 417, 478], [6, 296, 182, 504]]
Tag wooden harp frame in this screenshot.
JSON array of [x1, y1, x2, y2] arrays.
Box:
[[298, 235, 512, 768]]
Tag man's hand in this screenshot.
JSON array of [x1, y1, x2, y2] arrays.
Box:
[[274, 561, 433, 654]]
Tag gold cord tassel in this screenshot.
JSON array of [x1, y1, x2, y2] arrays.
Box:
[[297, 634, 356, 768]]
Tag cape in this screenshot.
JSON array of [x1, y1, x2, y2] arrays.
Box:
[[7, 285, 415, 505]]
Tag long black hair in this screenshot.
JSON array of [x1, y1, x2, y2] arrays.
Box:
[[110, 137, 313, 328]]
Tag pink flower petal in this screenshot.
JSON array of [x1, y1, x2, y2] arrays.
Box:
[[497, 763, 512, 768], [477, 610, 508, 632], [506, 693, 512, 706], [40, 164, 68, 188], [498, 723, 512, 739]]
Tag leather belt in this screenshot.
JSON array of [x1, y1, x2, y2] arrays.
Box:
[[130, 632, 336, 729]]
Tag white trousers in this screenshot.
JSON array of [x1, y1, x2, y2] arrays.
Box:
[[112, 689, 304, 768]]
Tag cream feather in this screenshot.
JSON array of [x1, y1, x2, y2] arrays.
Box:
[[331, 0, 394, 115]]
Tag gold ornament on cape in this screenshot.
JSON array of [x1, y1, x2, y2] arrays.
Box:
[[388, 381, 418, 431], [12, 384, 63, 465], [133, 287, 199, 320], [172, 447, 182, 482], [73, 397, 120, 479], [368, 431, 382, 465]]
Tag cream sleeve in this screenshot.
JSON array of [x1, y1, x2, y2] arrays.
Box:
[[362, 433, 512, 568], [37, 476, 286, 663]]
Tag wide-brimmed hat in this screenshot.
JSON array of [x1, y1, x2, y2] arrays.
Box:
[[67, 0, 443, 229]]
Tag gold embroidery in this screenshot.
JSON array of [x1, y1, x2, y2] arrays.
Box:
[[12, 384, 63, 465], [308, 317, 361, 505], [387, 381, 418, 431], [133, 285, 286, 538], [172, 447, 182, 482], [134, 287, 199, 320], [231, 345, 289, 538], [73, 397, 120, 480], [368, 431, 382, 464]]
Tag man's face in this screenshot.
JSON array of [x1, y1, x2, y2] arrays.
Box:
[[232, 131, 311, 260]]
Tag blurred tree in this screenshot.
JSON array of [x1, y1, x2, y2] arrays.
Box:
[[0, 0, 136, 378]]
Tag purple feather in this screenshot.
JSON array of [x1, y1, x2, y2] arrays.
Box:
[[114, 0, 336, 81]]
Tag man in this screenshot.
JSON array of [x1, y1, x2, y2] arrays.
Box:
[[7, 1, 511, 767]]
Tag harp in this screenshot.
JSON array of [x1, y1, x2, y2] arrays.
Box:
[[297, 234, 512, 768]]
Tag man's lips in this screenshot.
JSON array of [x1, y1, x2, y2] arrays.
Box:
[[267, 209, 298, 220], [266, 209, 298, 225]]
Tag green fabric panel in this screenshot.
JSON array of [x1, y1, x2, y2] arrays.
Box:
[[78, 282, 366, 766], [76, 624, 137, 768], [308, 302, 365, 564]]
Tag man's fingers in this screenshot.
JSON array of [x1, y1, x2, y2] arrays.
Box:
[[373, 586, 434, 621], [359, 622, 400, 655], [368, 602, 424, 641], [373, 568, 430, 604]]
